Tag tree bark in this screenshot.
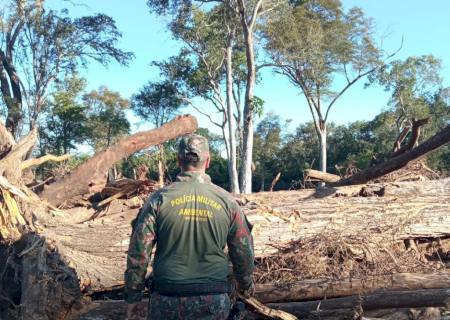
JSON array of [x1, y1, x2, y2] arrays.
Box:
[[266, 288, 450, 317], [254, 272, 450, 303], [31, 178, 450, 293], [237, 0, 259, 194], [21, 154, 71, 170], [334, 124, 450, 186], [304, 169, 340, 183], [0, 128, 38, 184], [0, 50, 23, 138], [243, 178, 450, 257], [0, 121, 16, 158], [41, 115, 198, 206], [225, 29, 240, 194], [269, 172, 281, 192], [318, 126, 327, 173]]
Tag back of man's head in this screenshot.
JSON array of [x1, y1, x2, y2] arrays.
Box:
[[178, 134, 210, 171]]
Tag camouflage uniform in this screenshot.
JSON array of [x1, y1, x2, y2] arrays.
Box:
[[124, 134, 254, 320]]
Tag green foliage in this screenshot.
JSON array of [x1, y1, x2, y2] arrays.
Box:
[[120, 127, 230, 189], [0, 0, 134, 133], [40, 76, 88, 154], [252, 113, 285, 190], [83, 87, 130, 150], [251, 96, 265, 118], [131, 81, 185, 128], [369, 55, 442, 131], [264, 0, 382, 103]]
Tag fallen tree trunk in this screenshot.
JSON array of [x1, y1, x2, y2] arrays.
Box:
[[73, 287, 450, 320], [304, 169, 340, 183], [41, 115, 198, 206], [254, 272, 450, 303], [334, 124, 450, 186], [33, 178, 450, 294], [267, 288, 450, 318]]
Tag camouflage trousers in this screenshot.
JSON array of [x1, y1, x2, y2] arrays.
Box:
[[147, 292, 230, 320]]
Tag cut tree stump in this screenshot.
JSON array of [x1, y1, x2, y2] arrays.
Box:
[[41, 115, 198, 206]]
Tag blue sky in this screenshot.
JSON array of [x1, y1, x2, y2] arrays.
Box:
[[48, 0, 450, 133]]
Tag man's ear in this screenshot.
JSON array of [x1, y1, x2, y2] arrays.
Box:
[[205, 154, 211, 169]]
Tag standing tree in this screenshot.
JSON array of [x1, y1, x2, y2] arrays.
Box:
[[39, 76, 88, 155], [253, 113, 286, 191], [152, 6, 245, 193], [147, 0, 278, 194], [83, 86, 130, 150], [131, 80, 185, 186], [264, 0, 383, 173], [370, 55, 442, 135], [0, 0, 133, 138]]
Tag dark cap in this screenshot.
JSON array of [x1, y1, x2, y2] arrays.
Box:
[[178, 134, 210, 162]]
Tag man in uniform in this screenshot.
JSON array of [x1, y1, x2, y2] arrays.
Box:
[[124, 134, 254, 319]]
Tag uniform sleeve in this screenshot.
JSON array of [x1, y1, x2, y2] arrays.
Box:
[[227, 205, 254, 290], [124, 199, 157, 303]]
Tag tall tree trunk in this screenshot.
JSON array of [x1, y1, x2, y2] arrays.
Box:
[[318, 125, 327, 173], [260, 169, 265, 192], [158, 144, 165, 188], [0, 52, 23, 138], [239, 27, 256, 194], [225, 30, 240, 194]]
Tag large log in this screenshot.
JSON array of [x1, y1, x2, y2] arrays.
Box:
[[334, 124, 450, 186], [32, 178, 450, 294], [73, 288, 450, 320], [245, 178, 450, 257], [3, 177, 450, 319], [254, 272, 450, 303], [41, 115, 198, 206], [266, 288, 450, 318]]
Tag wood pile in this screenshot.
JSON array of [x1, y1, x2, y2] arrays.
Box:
[[1, 119, 450, 320]]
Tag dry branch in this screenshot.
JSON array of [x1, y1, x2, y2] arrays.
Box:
[[240, 295, 298, 320], [41, 115, 198, 206], [21, 154, 71, 169], [270, 172, 281, 191], [390, 117, 431, 158]]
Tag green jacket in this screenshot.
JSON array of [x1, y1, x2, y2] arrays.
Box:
[[124, 171, 254, 303]]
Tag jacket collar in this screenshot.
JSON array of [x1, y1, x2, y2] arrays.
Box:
[[176, 171, 212, 183]]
